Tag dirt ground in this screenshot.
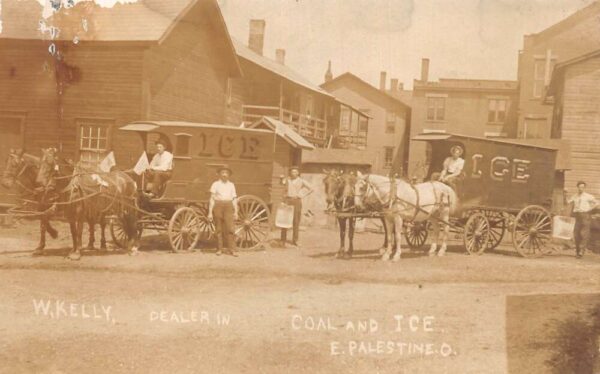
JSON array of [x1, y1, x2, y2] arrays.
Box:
[[1, 220, 600, 374]]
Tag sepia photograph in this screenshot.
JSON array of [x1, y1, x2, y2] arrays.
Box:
[[0, 0, 599, 372]]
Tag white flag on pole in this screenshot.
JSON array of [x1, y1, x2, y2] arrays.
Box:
[[133, 151, 150, 175], [99, 151, 116, 172]]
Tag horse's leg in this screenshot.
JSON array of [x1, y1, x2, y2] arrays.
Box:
[[437, 208, 450, 256], [379, 218, 388, 254], [346, 218, 355, 259], [381, 216, 393, 261], [337, 218, 346, 258], [45, 220, 58, 239], [35, 218, 46, 253], [68, 207, 84, 261], [428, 218, 440, 256], [99, 215, 107, 250], [392, 216, 403, 262], [87, 219, 95, 250]]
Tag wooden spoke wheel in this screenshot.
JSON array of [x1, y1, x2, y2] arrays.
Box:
[[512, 205, 552, 258], [109, 215, 143, 249], [235, 195, 271, 251], [195, 204, 215, 243], [480, 210, 506, 250], [168, 207, 200, 252], [403, 221, 429, 249], [463, 213, 490, 255]]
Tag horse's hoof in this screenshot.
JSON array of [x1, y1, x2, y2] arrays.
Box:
[[32, 250, 44, 257], [67, 252, 81, 261], [437, 252, 446, 257], [336, 251, 344, 259], [392, 255, 401, 262], [87, 245, 95, 251], [428, 252, 436, 257], [129, 249, 139, 256], [100, 243, 107, 250], [381, 255, 390, 261]]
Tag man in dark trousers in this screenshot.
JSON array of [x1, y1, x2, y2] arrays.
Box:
[[567, 181, 597, 258], [208, 166, 238, 256], [280, 166, 313, 247]]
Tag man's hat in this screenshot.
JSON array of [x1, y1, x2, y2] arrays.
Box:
[[289, 166, 300, 172], [155, 138, 168, 147], [216, 165, 233, 175], [450, 145, 464, 156]]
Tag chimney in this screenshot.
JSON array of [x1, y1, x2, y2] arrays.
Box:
[[248, 19, 266, 56], [421, 58, 430, 82], [379, 71, 387, 91], [275, 49, 286, 65], [390, 78, 399, 92], [324, 60, 333, 82], [398, 82, 404, 91]]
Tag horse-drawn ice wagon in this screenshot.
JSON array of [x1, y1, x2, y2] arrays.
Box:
[[110, 119, 313, 252], [351, 133, 563, 259]]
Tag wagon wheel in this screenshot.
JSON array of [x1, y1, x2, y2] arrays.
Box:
[[463, 213, 490, 255], [168, 207, 200, 252], [403, 221, 429, 249], [109, 216, 143, 249], [480, 210, 506, 250], [195, 204, 215, 243], [235, 195, 271, 251], [512, 205, 552, 258]]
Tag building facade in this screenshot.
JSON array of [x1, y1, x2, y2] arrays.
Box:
[[320, 72, 411, 175], [408, 59, 518, 179], [546, 49, 600, 196], [516, 1, 600, 139]]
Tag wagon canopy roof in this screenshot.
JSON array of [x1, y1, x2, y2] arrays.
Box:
[[412, 132, 571, 170], [246, 117, 315, 151], [120, 121, 271, 134]]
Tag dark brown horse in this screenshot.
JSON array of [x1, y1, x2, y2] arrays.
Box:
[[2, 148, 60, 252], [323, 170, 389, 259]]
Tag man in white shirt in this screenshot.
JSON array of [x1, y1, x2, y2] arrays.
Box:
[[439, 145, 465, 189], [208, 166, 239, 256], [279, 166, 313, 247], [567, 181, 597, 258], [147, 139, 173, 197]]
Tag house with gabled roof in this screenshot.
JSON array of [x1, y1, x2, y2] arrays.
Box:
[[0, 0, 241, 168]]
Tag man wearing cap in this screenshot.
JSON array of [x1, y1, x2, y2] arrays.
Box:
[[280, 166, 313, 247], [208, 166, 239, 256], [147, 139, 173, 197], [567, 181, 597, 258], [439, 145, 465, 189]]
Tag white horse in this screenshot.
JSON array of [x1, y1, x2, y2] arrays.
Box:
[[353, 172, 458, 261]]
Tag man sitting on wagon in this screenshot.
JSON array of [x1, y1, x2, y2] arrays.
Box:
[[438, 145, 465, 190], [145, 138, 173, 198]]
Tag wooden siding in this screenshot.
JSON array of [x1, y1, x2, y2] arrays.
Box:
[[561, 56, 600, 195], [143, 7, 232, 127], [0, 44, 60, 155]]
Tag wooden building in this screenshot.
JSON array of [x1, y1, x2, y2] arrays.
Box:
[[320, 72, 411, 175], [516, 1, 600, 139], [408, 59, 518, 180], [546, 49, 600, 196], [0, 0, 242, 169], [231, 20, 370, 148]]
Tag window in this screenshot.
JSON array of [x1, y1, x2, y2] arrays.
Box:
[[384, 147, 394, 168], [350, 110, 359, 134], [79, 121, 109, 164], [358, 110, 369, 134], [174, 133, 191, 157], [386, 111, 396, 133], [340, 106, 351, 132], [427, 97, 445, 121], [533, 58, 556, 98], [488, 99, 507, 123]]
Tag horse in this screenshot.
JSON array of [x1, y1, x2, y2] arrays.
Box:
[[353, 172, 457, 261], [2, 148, 61, 252], [323, 170, 389, 259], [34, 148, 140, 260]]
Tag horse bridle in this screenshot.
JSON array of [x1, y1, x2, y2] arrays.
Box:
[[355, 175, 387, 207]]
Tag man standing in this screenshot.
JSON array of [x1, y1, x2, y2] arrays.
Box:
[[147, 139, 173, 197], [208, 166, 238, 256], [280, 166, 313, 247], [439, 145, 465, 189], [568, 181, 597, 258]]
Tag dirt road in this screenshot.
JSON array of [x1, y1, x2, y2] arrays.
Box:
[[1, 221, 599, 373]]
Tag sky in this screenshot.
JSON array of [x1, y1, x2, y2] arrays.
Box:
[[2, 0, 595, 89]]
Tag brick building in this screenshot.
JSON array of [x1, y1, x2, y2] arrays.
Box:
[[516, 1, 600, 139], [408, 59, 518, 179], [320, 72, 411, 175]]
